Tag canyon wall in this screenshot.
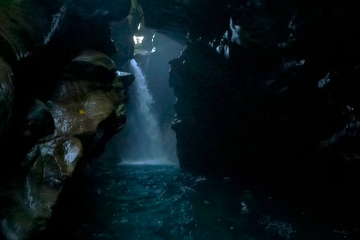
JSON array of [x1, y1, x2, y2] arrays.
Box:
[[0, 1, 135, 239]]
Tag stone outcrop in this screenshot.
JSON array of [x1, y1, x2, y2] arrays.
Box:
[[141, 0, 360, 232], [0, 1, 135, 239], [0, 0, 60, 140], [1, 50, 133, 239], [2, 0, 360, 237], [0, 59, 13, 137]]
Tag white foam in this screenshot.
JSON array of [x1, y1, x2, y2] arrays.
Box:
[[120, 158, 178, 166]]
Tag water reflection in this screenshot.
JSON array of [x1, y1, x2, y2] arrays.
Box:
[[42, 158, 349, 240]]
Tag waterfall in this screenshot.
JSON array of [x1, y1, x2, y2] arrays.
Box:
[[118, 59, 176, 165]]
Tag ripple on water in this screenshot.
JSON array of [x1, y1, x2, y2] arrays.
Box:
[[44, 162, 350, 240]]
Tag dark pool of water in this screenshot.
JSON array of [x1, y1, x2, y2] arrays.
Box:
[[38, 157, 353, 240]]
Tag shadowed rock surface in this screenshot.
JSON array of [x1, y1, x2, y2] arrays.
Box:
[[133, 0, 360, 233], [0, 1, 134, 239], [2, 0, 360, 239]]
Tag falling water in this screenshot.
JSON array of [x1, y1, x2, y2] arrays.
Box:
[[42, 63, 347, 240], [118, 59, 175, 165]]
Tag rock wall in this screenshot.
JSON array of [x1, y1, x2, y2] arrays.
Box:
[[2, 0, 360, 237], [0, 1, 136, 239], [142, 0, 360, 231]]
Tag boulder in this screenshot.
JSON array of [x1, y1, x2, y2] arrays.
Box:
[[2, 136, 83, 239]]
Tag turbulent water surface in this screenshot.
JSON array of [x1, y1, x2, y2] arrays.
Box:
[[41, 153, 350, 240], [39, 56, 350, 240]]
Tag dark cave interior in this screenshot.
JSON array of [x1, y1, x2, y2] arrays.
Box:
[[1, 0, 360, 239]]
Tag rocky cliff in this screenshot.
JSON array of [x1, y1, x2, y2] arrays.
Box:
[[141, 0, 360, 232], [2, 0, 360, 238], [0, 1, 136, 239]]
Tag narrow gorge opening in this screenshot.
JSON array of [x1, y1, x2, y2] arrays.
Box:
[[118, 59, 172, 165], [110, 24, 183, 166], [1, 1, 360, 239]]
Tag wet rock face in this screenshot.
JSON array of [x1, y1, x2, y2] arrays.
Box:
[[0, 49, 133, 239], [21, 99, 55, 149], [138, 0, 228, 43], [162, 1, 359, 169], [2, 137, 83, 240], [166, 0, 360, 219], [0, 0, 59, 141], [0, 1, 134, 239], [0, 58, 13, 138], [48, 51, 120, 136], [76, 0, 131, 22]]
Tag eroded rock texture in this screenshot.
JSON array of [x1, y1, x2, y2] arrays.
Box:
[[0, 1, 134, 239], [0, 59, 13, 137], [1, 52, 133, 239], [2, 0, 360, 237], [140, 0, 360, 231]]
